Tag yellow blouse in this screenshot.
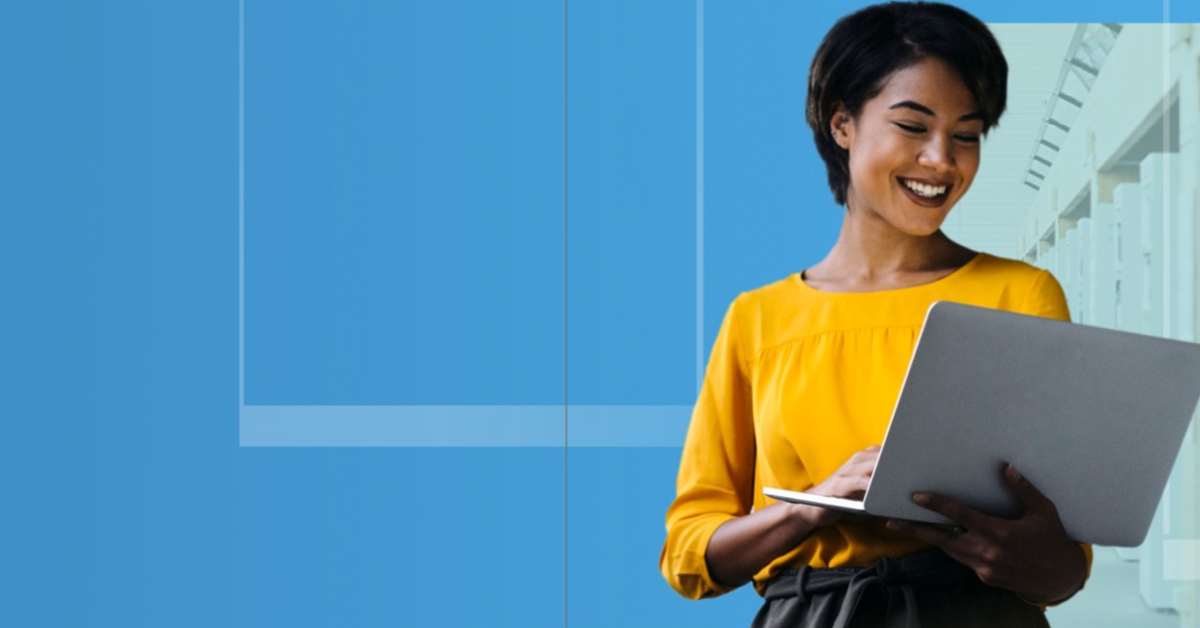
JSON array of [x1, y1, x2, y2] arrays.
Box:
[[660, 252, 1093, 602]]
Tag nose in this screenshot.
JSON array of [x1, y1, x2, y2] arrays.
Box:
[[917, 134, 955, 172]]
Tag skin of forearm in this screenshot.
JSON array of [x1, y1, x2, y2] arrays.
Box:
[[705, 502, 823, 588]]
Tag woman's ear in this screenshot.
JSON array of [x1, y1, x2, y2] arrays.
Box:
[[830, 105, 852, 150]]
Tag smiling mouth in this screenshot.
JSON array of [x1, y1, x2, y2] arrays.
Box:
[[897, 177, 952, 205]]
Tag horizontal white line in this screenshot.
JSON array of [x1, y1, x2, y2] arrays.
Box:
[[239, 404, 693, 448]]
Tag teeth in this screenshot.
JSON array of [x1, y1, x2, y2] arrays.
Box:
[[902, 178, 946, 197]]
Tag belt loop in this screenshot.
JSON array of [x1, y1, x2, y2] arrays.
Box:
[[793, 565, 811, 604]]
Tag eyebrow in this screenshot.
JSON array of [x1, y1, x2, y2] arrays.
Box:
[[889, 100, 984, 122]]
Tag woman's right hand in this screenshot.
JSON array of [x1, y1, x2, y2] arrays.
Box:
[[797, 445, 881, 528], [705, 444, 883, 589]]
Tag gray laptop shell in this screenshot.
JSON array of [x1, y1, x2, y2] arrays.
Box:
[[766, 301, 1200, 547]]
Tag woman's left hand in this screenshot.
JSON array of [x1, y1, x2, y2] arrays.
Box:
[[885, 463, 1088, 604]]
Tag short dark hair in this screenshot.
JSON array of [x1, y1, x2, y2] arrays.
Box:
[[805, 1, 1008, 206]]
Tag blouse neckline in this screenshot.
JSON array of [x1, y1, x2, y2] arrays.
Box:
[[794, 252, 987, 297]]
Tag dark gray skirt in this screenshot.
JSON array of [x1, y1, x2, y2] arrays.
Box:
[[750, 549, 1051, 628]]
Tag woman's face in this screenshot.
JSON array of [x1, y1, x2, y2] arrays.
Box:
[[832, 56, 985, 236]]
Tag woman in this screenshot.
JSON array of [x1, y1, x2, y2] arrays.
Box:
[[660, 2, 1092, 626]]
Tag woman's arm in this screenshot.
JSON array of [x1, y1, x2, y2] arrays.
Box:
[[706, 446, 882, 588], [705, 502, 824, 588]]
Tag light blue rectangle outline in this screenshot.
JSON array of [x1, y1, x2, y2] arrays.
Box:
[[236, 0, 701, 448]]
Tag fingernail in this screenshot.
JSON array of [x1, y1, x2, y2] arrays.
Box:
[[1007, 464, 1020, 481], [912, 492, 930, 505], [886, 520, 900, 530]]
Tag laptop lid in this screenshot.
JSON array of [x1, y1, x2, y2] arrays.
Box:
[[863, 301, 1200, 546]]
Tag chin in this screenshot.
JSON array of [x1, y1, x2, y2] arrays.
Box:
[[900, 222, 946, 238], [906, 211, 954, 237]]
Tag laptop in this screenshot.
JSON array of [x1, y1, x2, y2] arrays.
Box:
[[764, 301, 1200, 547]]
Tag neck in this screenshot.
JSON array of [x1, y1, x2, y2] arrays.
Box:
[[816, 206, 963, 281]]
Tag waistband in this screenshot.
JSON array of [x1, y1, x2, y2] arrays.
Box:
[[762, 549, 977, 628]]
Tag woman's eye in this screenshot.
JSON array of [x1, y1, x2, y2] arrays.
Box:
[[895, 122, 980, 144]]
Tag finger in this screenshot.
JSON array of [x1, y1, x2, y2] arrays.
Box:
[[850, 453, 879, 474], [911, 492, 990, 530], [850, 450, 880, 466], [857, 459, 877, 478], [838, 458, 875, 482], [833, 473, 872, 499], [1003, 463, 1053, 514]]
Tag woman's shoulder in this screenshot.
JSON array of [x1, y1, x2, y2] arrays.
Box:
[[939, 252, 1069, 319], [724, 273, 806, 323], [718, 272, 858, 357], [971, 252, 1047, 280], [966, 253, 1062, 296], [969, 253, 1070, 318]]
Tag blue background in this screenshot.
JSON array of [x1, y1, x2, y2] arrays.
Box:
[[2, 1, 1195, 626]]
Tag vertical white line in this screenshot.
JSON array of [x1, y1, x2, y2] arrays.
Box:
[[563, 1, 570, 624], [1163, 26, 1173, 343], [239, 0, 246, 411], [1162, 0, 1172, 538], [695, 0, 705, 395]]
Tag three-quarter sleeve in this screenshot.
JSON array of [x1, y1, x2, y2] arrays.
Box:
[[659, 294, 757, 600], [1018, 268, 1095, 608]]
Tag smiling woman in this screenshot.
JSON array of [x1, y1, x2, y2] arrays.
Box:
[[660, 2, 1093, 627]]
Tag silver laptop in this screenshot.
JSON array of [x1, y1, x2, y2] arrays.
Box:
[[765, 300, 1200, 547]]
